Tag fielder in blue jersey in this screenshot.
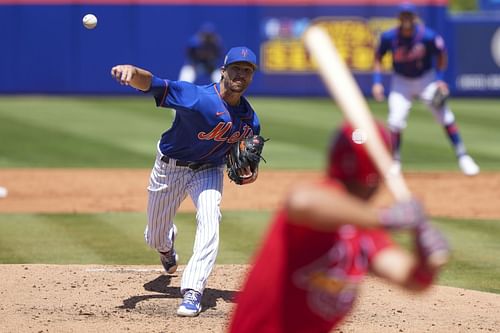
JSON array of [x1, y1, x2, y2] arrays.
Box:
[[372, 2, 479, 176], [178, 22, 224, 84], [111, 46, 261, 317]]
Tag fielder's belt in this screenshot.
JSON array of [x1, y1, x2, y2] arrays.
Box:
[[161, 156, 213, 171]]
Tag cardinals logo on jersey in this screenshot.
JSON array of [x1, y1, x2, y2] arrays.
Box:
[[292, 240, 361, 320]]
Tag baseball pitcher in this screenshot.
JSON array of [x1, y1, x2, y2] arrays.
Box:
[[111, 46, 264, 317]]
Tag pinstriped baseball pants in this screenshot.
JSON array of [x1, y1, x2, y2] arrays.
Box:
[[145, 150, 224, 294]]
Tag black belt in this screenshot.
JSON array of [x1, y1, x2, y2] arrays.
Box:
[[161, 156, 213, 171]]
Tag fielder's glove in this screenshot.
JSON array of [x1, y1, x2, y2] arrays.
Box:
[[226, 135, 268, 185], [431, 86, 449, 108]]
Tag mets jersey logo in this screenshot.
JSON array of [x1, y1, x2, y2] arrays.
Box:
[[393, 43, 426, 63], [197, 122, 253, 144]]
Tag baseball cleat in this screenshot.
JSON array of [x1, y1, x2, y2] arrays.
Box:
[[177, 289, 202, 317], [160, 250, 178, 274], [458, 155, 480, 176], [159, 225, 178, 274]]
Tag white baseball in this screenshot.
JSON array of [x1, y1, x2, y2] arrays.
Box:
[[352, 128, 367, 144], [0, 186, 8, 199], [82, 14, 98, 30]]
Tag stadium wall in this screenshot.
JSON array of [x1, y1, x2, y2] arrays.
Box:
[[1, 0, 496, 96]]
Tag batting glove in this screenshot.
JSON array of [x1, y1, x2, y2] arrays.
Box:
[[415, 221, 450, 269], [379, 198, 426, 231]]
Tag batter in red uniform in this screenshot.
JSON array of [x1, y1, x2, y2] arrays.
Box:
[[228, 123, 449, 333]]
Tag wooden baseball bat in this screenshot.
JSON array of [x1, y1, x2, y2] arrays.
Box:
[[303, 25, 411, 201], [303, 25, 448, 268]]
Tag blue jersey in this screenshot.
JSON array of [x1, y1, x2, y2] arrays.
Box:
[[185, 32, 223, 72], [375, 24, 446, 78], [147, 77, 260, 165]]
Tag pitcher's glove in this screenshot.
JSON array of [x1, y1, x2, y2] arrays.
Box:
[[431, 86, 449, 108], [226, 135, 268, 185]]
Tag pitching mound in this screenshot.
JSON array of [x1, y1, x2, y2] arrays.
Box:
[[1, 264, 498, 333]]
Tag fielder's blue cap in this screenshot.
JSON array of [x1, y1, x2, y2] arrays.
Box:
[[223, 46, 258, 69], [398, 2, 417, 14]]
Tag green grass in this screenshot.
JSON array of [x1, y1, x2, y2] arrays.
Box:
[[0, 211, 498, 294], [431, 218, 500, 293], [392, 218, 500, 294], [0, 96, 163, 167], [377, 98, 500, 171], [0, 96, 498, 294], [1, 96, 499, 170], [0, 211, 272, 265]]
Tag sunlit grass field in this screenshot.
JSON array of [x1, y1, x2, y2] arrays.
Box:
[[0, 96, 498, 293], [0, 96, 498, 170]]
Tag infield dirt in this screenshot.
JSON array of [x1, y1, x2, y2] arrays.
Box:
[[0, 169, 499, 332], [0, 169, 499, 219]]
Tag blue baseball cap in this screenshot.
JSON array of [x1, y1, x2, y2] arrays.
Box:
[[223, 46, 258, 69], [398, 2, 417, 14], [199, 22, 215, 33]]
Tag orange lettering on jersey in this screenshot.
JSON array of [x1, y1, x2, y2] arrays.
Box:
[[241, 125, 253, 139], [198, 122, 232, 141], [227, 132, 240, 143], [227, 125, 254, 144], [394, 43, 426, 63]]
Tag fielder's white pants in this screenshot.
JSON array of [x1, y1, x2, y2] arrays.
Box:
[[145, 148, 224, 294], [178, 64, 221, 83], [387, 71, 455, 131]]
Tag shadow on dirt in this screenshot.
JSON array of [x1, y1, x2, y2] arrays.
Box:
[[119, 274, 236, 314]]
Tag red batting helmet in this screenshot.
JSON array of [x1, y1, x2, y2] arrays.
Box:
[[328, 122, 391, 186]]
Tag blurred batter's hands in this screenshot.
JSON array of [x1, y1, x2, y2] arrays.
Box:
[[416, 221, 450, 269], [379, 198, 426, 230]]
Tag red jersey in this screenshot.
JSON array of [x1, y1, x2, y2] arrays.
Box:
[[228, 202, 393, 333]]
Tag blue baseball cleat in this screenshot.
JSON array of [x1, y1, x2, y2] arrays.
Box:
[[177, 289, 202, 317]]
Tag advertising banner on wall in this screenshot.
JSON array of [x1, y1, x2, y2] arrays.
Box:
[[256, 13, 427, 96], [0, 0, 448, 96], [249, 2, 449, 96], [478, 0, 500, 10], [450, 16, 500, 96]]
